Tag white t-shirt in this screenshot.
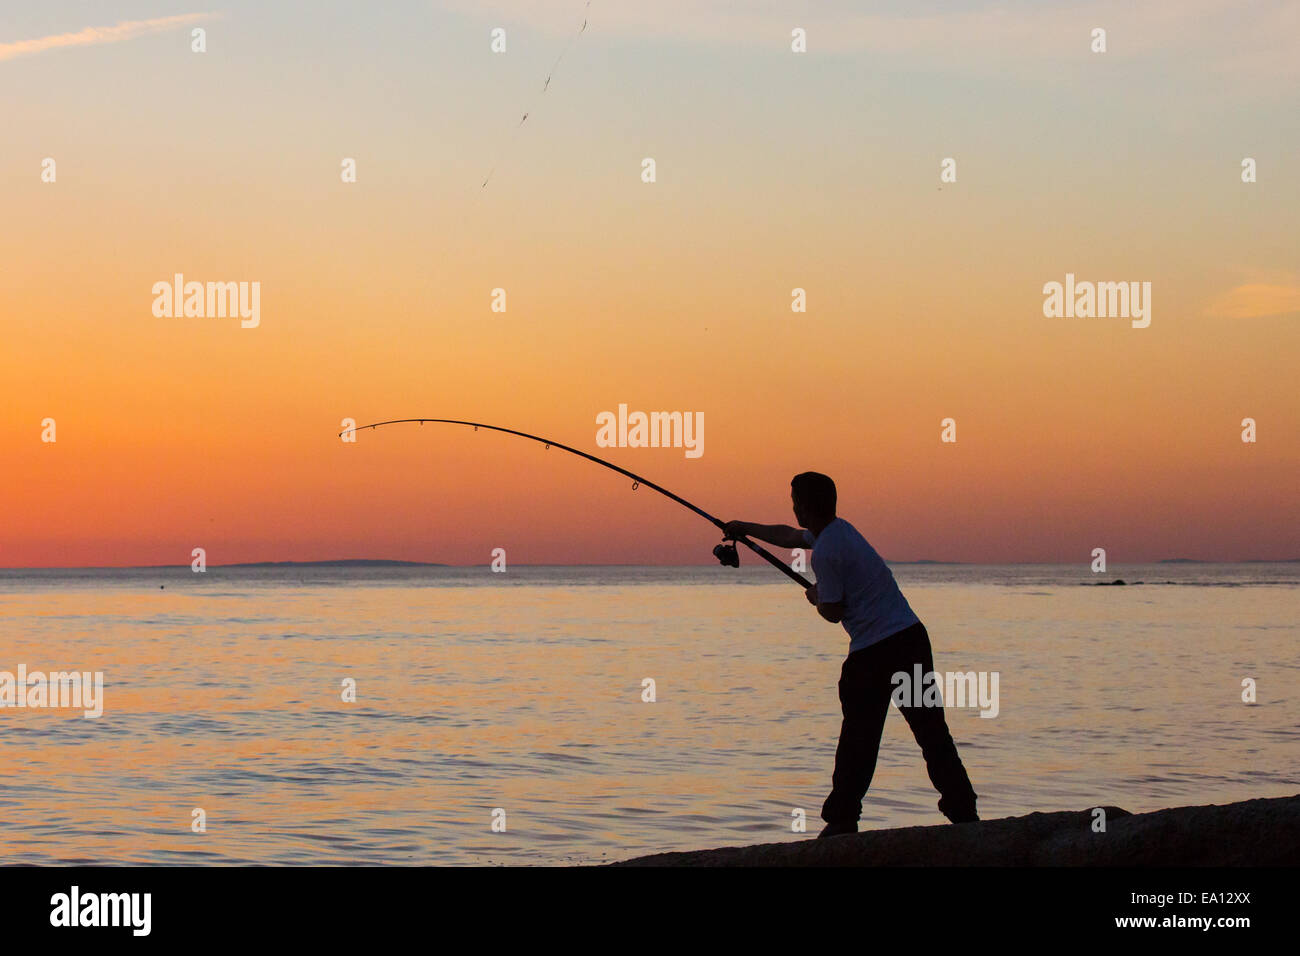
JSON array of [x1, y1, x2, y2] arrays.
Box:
[[804, 517, 920, 653]]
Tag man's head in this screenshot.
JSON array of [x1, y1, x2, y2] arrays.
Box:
[[791, 472, 836, 530]]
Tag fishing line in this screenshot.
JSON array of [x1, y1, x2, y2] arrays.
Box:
[[480, 1, 592, 190]]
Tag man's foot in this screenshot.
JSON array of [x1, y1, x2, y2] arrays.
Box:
[[818, 821, 858, 838], [939, 802, 979, 824], [938, 796, 979, 823]]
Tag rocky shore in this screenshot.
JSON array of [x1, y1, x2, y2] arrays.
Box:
[[612, 793, 1298, 866]]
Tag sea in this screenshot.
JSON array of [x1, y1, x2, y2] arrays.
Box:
[[0, 562, 1295, 865]]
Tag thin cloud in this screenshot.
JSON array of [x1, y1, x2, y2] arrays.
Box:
[[0, 13, 215, 63], [1206, 279, 1300, 319]]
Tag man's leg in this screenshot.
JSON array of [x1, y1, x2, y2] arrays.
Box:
[[894, 624, 980, 822], [820, 645, 895, 828]]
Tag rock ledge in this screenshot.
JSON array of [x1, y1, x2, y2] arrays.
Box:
[[611, 793, 1299, 866]]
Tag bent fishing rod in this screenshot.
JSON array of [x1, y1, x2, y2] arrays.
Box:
[[339, 418, 812, 588]]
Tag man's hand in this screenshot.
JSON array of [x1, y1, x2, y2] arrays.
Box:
[[722, 520, 750, 540], [723, 521, 807, 549], [807, 585, 844, 623]]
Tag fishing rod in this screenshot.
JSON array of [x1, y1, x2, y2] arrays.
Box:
[[339, 418, 812, 588]]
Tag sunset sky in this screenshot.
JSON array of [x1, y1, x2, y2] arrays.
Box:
[[2, 0, 1297, 567]]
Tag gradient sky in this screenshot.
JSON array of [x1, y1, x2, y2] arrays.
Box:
[[2, 0, 1297, 567]]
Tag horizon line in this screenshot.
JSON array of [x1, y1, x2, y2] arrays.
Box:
[[2, 557, 1298, 572]]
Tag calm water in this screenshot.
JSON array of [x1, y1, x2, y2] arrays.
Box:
[[0, 562, 1296, 865]]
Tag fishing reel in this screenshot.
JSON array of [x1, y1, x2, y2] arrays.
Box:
[[713, 539, 740, 568]]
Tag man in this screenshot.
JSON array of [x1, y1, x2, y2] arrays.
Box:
[[724, 472, 979, 837]]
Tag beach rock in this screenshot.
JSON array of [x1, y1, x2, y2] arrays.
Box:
[[610, 793, 1299, 866]]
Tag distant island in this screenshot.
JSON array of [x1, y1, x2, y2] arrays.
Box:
[[1157, 557, 1300, 563]]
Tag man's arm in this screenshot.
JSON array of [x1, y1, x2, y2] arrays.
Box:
[[722, 521, 807, 550], [724, 521, 843, 620]]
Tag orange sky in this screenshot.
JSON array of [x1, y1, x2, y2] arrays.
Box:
[[2, 1, 1297, 566]]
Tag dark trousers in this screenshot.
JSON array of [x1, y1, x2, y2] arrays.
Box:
[[821, 621, 978, 825]]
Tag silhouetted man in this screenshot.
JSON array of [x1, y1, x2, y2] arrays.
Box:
[[725, 472, 979, 836]]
